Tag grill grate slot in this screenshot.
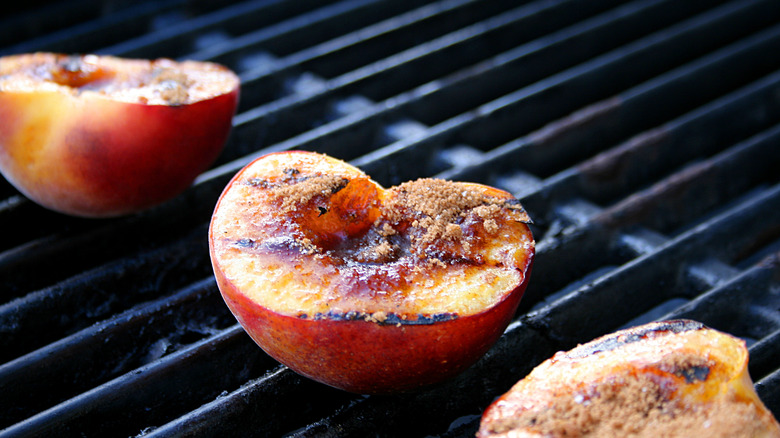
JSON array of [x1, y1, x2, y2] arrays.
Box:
[[356, 0, 780, 186], [1, 0, 212, 56], [1, 0, 779, 436], [0, 226, 214, 361], [0, 277, 233, 428], [140, 366, 359, 437], [222, 0, 635, 165], [2, 326, 273, 437], [105, 0, 343, 59]]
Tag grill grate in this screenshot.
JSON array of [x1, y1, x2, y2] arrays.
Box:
[[1, 0, 779, 436]]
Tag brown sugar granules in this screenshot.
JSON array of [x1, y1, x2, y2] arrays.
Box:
[[381, 178, 526, 245], [151, 67, 192, 104], [489, 370, 765, 438], [261, 175, 529, 266], [489, 353, 716, 437], [479, 333, 765, 438]]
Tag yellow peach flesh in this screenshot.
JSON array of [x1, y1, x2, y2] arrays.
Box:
[[0, 53, 239, 217], [209, 151, 533, 319], [478, 322, 780, 438]]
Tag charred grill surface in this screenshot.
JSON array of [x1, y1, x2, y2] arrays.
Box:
[[1, 0, 779, 436]]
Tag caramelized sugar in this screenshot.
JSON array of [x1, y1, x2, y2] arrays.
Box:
[[211, 160, 534, 319], [479, 327, 779, 438], [49, 55, 115, 89]]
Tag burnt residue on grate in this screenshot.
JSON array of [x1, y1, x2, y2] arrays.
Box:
[[1, 0, 780, 437]]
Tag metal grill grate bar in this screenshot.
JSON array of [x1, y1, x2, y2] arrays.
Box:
[[1, 0, 779, 436]]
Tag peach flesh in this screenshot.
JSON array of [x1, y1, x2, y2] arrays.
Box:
[[0, 53, 239, 217], [478, 320, 780, 438], [209, 151, 535, 394]]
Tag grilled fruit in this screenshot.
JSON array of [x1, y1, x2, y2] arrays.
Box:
[[478, 320, 780, 438], [0, 53, 239, 217], [208, 151, 534, 394]]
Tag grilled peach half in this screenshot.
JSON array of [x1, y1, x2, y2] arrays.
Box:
[[478, 320, 780, 438], [0, 53, 239, 217], [208, 151, 534, 394]]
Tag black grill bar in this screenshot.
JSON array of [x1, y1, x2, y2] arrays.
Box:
[[758, 369, 780, 418], [355, 0, 780, 185], [750, 327, 780, 384], [0, 190, 218, 296], [594, 120, 780, 232], [186, 0, 444, 68], [437, 28, 780, 214], [103, 0, 340, 59], [0, 277, 232, 427], [532, 185, 780, 345], [1, 0, 779, 436], [0, 225, 214, 361], [140, 365, 358, 437], [223, 0, 632, 164], [0, 0, 181, 52], [2, 325, 268, 437]]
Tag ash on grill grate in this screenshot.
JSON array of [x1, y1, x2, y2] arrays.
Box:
[[1, 0, 779, 437]]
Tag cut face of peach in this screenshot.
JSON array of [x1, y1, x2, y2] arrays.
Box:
[[0, 53, 239, 217], [209, 151, 534, 394], [478, 320, 780, 438]]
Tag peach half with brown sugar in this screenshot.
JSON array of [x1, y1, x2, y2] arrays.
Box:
[[208, 151, 534, 394], [478, 320, 780, 438], [0, 53, 239, 217]]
